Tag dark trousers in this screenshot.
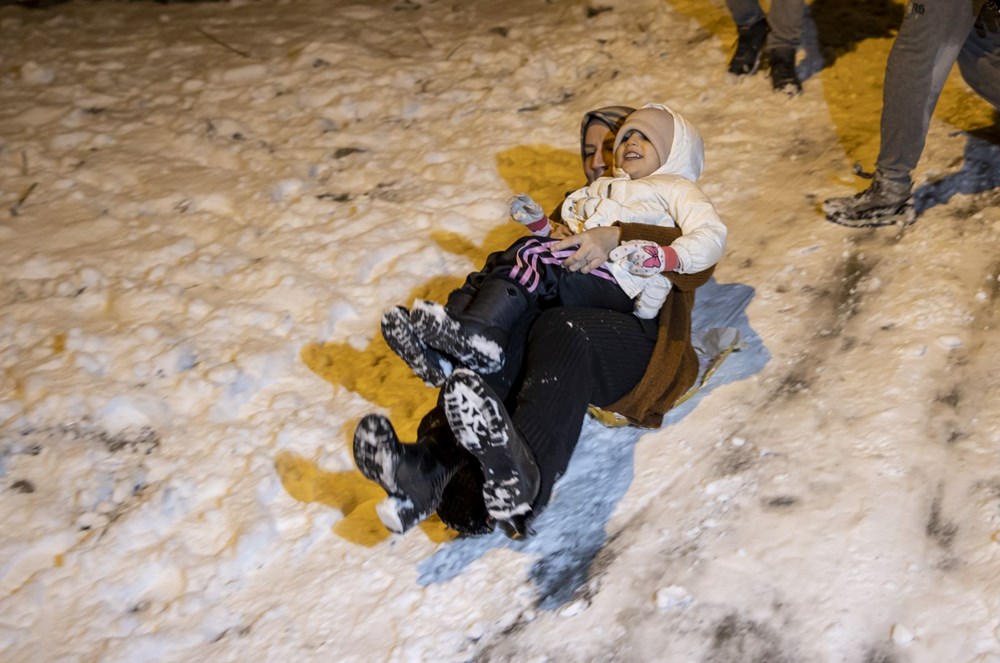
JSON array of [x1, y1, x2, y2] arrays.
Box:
[[725, 0, 804, 50], [510, 307, 657, 509], [429, 304, 657, 533]]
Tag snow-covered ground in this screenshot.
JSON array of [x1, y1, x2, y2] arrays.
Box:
[[2, 0, 1000, 660]]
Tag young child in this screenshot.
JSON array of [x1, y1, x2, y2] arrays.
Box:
[[387, 103, 727, 382]]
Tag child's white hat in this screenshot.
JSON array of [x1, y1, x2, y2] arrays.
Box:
[[613, 106, 675, 168], [612, 104, 704, 182]]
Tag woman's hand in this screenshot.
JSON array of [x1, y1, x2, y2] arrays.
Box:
[[552, 226, 621, 274]]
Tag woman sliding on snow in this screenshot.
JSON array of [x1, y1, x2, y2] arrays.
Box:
[[354, 103, 725, 538]]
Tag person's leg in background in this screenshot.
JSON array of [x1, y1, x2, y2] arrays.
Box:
[[877, 2, 978, 190], [725, 0, 770, 77], [824, 1, 980, 226], [766, 0, 806, 94]]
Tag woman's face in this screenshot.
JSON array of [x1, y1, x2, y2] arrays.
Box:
[[583, 120, 617, 183]]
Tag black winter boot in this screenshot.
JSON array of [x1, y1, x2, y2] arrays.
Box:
[[412, 279, 530, 374], [769, 47, 802, 95], [416, 407, 495, 536], [436, 463, 495, 535], [353, 414, 462, 534], [728, 17, 769, 77], [381, 306, 453, 387], [442, 368, 540, 539]]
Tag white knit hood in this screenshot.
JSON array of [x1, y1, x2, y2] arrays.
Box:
[[613, 103, 705, 182]]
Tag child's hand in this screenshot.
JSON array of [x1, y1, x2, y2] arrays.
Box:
[[609, 240, 678, 276], [509, 193, 551, 236], [509, 194, 543, 223]]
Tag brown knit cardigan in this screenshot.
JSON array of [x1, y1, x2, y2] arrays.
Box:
[[604, 223, 715, 428]]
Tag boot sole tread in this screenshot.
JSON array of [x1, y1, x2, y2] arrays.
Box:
[[411, 301, 503, 373], [443, 370, 538, 521], [381, 306, 450, 387]]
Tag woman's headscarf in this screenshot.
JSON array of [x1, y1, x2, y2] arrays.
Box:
[[579, 105, 635, 166]]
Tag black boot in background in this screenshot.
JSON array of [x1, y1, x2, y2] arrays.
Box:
[[727, 17, 769, 77], [822, 172, 914, 228], [769, 47, 802, 95]]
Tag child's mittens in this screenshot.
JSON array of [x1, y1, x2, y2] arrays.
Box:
[[509, 193, 544, 223], [509, 194, 551, 236], [609, 240, 679, 276]]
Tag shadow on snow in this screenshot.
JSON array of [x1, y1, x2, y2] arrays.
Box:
[[915, 129, 1000, 215]]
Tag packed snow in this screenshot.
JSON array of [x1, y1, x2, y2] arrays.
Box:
[[2, 0, 1000, 661]]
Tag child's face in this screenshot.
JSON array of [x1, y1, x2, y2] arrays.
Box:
[[615, 129, 659, 179], [583, 121, 616, 183]]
